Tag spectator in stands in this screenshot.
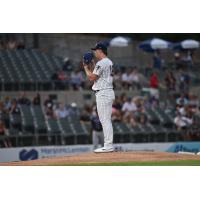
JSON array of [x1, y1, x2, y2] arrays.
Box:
[[178, 69, 190, 94], [128, 67, 141, 90], [46, 107, 56, 119], [119, 93, 127, 105], [63, 57, 72, 71], [141, 96, 150, 110], [80, 104, 92, 122], [18, 92, 31, 105], [122, 97, 137, 124], [134, 97, 146, 113], [58, 70, 66, 81], [0, 120, 11, 148], [176, 94, 188, 106], [121, 69, 130, 89], [70, 69, 84, 90], [150, 96, 159, 108], [174, 112, 193, 131], [150, 72, 159, 89], [9, 99, 20, 115], [3, 96, 11, 112], [55, 104, 69, 119], [174, 52, 182, 69], [165, 71, 176, 92], [57, 70, 69, 90], [122, 97, 137, 113], [112, 96, 123, 111], [113, 70, 122, 90], [176, 104, 186, 116], [153, 51, 162, 69], [32, 93, 41, 105], [188, 94, 199, 113], [44, 97, 54, 110], [112, 97, 123, 122], [150, 72, 159, 100], [7, 40, 17, 49], [181, 51, 193, 63]]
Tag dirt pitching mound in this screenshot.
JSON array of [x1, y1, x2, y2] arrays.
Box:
[[1, 151, 200, 166]]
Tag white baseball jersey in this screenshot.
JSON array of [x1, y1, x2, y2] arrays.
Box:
[[91, 57, 115, 149], [92, 57, 113, 91]]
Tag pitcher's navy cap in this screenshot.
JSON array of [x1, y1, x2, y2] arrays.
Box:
[[91, 42, 107, 51]]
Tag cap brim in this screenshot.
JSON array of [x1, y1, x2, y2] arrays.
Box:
[[91, 47, 97, 50]]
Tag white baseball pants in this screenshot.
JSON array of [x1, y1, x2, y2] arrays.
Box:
[[95, 89, 115, 148]]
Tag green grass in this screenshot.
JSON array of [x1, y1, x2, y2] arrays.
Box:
[[52, 160, 200, 166]]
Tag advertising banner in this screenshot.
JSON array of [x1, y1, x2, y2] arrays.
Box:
[[1, 142, 200, 163]]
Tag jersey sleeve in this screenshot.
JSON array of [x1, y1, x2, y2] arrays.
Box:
[[93, 63, 103, 76]]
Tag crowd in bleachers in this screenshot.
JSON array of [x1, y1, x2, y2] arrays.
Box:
[[0, 89, 200, 148], [51, 65, 146, 91], [1, 43, 200, 147], [80, 92, 160, 126], [0, 39, 25, 50], [174, 93, 200, 139], [43, 96, 78, 120]]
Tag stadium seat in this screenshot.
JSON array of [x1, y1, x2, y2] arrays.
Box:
[[0, 49, 64, 91], [145, 108, 160, 124], [20, 105, 35, 134], [31, 105, 47, 134], [10, 113, 22, 131]]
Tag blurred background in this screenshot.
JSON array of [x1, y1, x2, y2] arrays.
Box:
[[0, 33, 200, 148]]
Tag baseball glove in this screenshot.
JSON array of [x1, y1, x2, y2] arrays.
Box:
[[83, 52, 94, 65]]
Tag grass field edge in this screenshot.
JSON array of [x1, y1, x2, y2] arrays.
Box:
[[50, 159, 200, 166]]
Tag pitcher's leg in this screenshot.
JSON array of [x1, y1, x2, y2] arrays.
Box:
[[96, 98, 113, 148]]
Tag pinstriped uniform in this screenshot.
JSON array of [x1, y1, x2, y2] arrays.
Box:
[[92, 57, 115, 148]]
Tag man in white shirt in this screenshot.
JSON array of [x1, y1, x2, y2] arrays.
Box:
[[122, 97, 137, 112], [174, 113, 193, 130], [122, 70, 131, 89], [83, 42, 115, 153]]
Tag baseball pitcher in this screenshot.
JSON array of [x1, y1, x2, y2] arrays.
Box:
[[83, 42, 115, 153]]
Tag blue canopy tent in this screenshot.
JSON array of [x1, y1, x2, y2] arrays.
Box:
[[172, 39, 200, 50], [139, 38, 172, 52]]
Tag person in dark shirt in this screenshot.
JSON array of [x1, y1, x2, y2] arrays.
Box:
[[10, 99, 20, 115], [18, 92, 31, 105], [33, 93, 41, 105], [90, 110, 104, 150], [44, 97, 53, 110]]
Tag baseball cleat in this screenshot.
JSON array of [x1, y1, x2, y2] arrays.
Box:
[[94, 147, 114, 153]]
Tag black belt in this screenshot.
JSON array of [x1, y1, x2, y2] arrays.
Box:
[[93, 90, 100, 94], [93, 88, 113, 94]]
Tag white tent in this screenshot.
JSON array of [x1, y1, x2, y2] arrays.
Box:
[[181, 40, 199, 49], [110, 36, 130, 47]]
